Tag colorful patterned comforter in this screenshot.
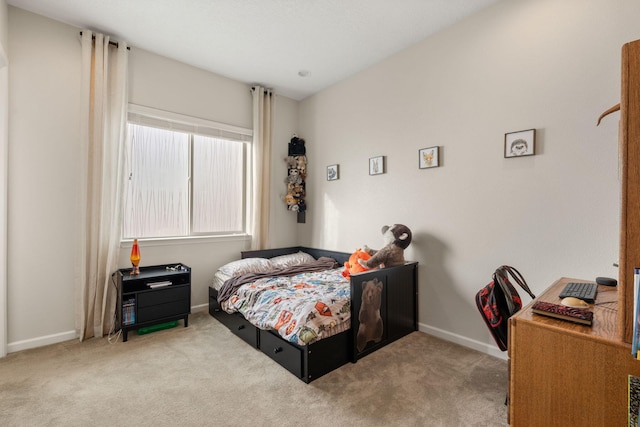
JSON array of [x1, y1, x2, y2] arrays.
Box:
[[220, 268, 351, 346]]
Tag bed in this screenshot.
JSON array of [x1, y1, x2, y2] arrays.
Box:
[[208, 246, 418, 383]]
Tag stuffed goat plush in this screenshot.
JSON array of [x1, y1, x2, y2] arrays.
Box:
[[358, 224, 412, 269]]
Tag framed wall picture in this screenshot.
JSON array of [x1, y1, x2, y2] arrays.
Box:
[[419, 146, 439, 169], [327, 164, 339, 181], [505, 129, 536, 158], [369, 156, 385, 175]]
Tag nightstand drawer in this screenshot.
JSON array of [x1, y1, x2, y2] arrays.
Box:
[[137, 285, 189, 307], [138, 299, 190, 323]]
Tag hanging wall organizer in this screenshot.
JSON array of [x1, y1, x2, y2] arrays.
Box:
[[285, 134, 307, 223]]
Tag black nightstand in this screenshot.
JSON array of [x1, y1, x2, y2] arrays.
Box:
[[114, 263, 191, 342]]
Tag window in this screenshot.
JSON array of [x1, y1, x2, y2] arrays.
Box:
[[192, 134, 244, 233], [123, 106, 252, 239]]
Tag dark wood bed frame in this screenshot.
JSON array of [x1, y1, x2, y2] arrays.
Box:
[[208, 246, 418, 383]]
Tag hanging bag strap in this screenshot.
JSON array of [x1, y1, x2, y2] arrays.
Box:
[[493, 265, 536, 315], [499, 265, 536, 298]]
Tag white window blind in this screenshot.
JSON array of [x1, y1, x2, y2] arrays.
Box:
[[127, 104, 252, 142], [123, 105, 252, 239]]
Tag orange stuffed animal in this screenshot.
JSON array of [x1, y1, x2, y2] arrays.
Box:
[[342, 248, 372, 278]]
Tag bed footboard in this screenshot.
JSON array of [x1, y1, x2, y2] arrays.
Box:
[[350, 262, 419, 361]]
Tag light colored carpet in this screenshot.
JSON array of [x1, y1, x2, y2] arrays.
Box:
[[0, 312, 508, 426]]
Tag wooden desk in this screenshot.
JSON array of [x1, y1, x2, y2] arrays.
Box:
[[508, 277, 640, 426]]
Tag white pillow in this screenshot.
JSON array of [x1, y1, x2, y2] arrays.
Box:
[[270, 251, 316, 268], [218, 258, 274, 277], [211, 270, 231, 290]]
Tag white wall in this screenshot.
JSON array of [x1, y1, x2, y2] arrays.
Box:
[[8, 7, 81, 349], [298, 0, 640, 357], [7, 7, 299, 350], [0, 0, 6, 48], [0, 0, 8, 357]]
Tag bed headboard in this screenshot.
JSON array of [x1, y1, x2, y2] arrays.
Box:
[[241, 246, 350, 266]]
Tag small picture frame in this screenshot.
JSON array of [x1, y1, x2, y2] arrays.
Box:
[[327, 164, 339, 181], [369, 156, 386, 175], [419, 146, 439, 169], [505, 129, 536, 158]]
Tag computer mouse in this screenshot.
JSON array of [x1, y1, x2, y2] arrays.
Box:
[[560, 297, 590, 309]]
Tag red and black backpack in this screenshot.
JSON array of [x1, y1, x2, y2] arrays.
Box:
[[475, 265, 535, 351]]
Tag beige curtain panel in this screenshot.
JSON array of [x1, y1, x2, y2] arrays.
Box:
[[250, 86, 274, 250], [76, 30, 129, 341]]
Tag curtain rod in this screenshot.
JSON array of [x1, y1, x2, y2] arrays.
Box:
[[79, 31, 130, 50], [251, 86, 273, 95]]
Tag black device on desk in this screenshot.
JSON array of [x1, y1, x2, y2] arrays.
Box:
[[596, 276, 617, 287], [559, 282, 598, 303]]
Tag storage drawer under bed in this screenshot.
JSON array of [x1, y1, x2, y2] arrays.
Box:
[[259, 329, 304, 379], [209, 287, 259, 348]]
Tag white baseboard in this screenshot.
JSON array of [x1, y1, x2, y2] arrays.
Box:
[[191, 303, 208, 313], [8, 329, 78, 354], [6, 307, 500, 359], [6, 304, 210, 355], [419, 322, 507, 361]]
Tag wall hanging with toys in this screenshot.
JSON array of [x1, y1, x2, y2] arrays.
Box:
[[285, 134, 307, 223]]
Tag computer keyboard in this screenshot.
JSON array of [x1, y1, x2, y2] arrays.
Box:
[[558, 282, 598, 303]]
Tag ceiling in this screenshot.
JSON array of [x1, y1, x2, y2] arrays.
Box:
[[8, 0, 499, 100]]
